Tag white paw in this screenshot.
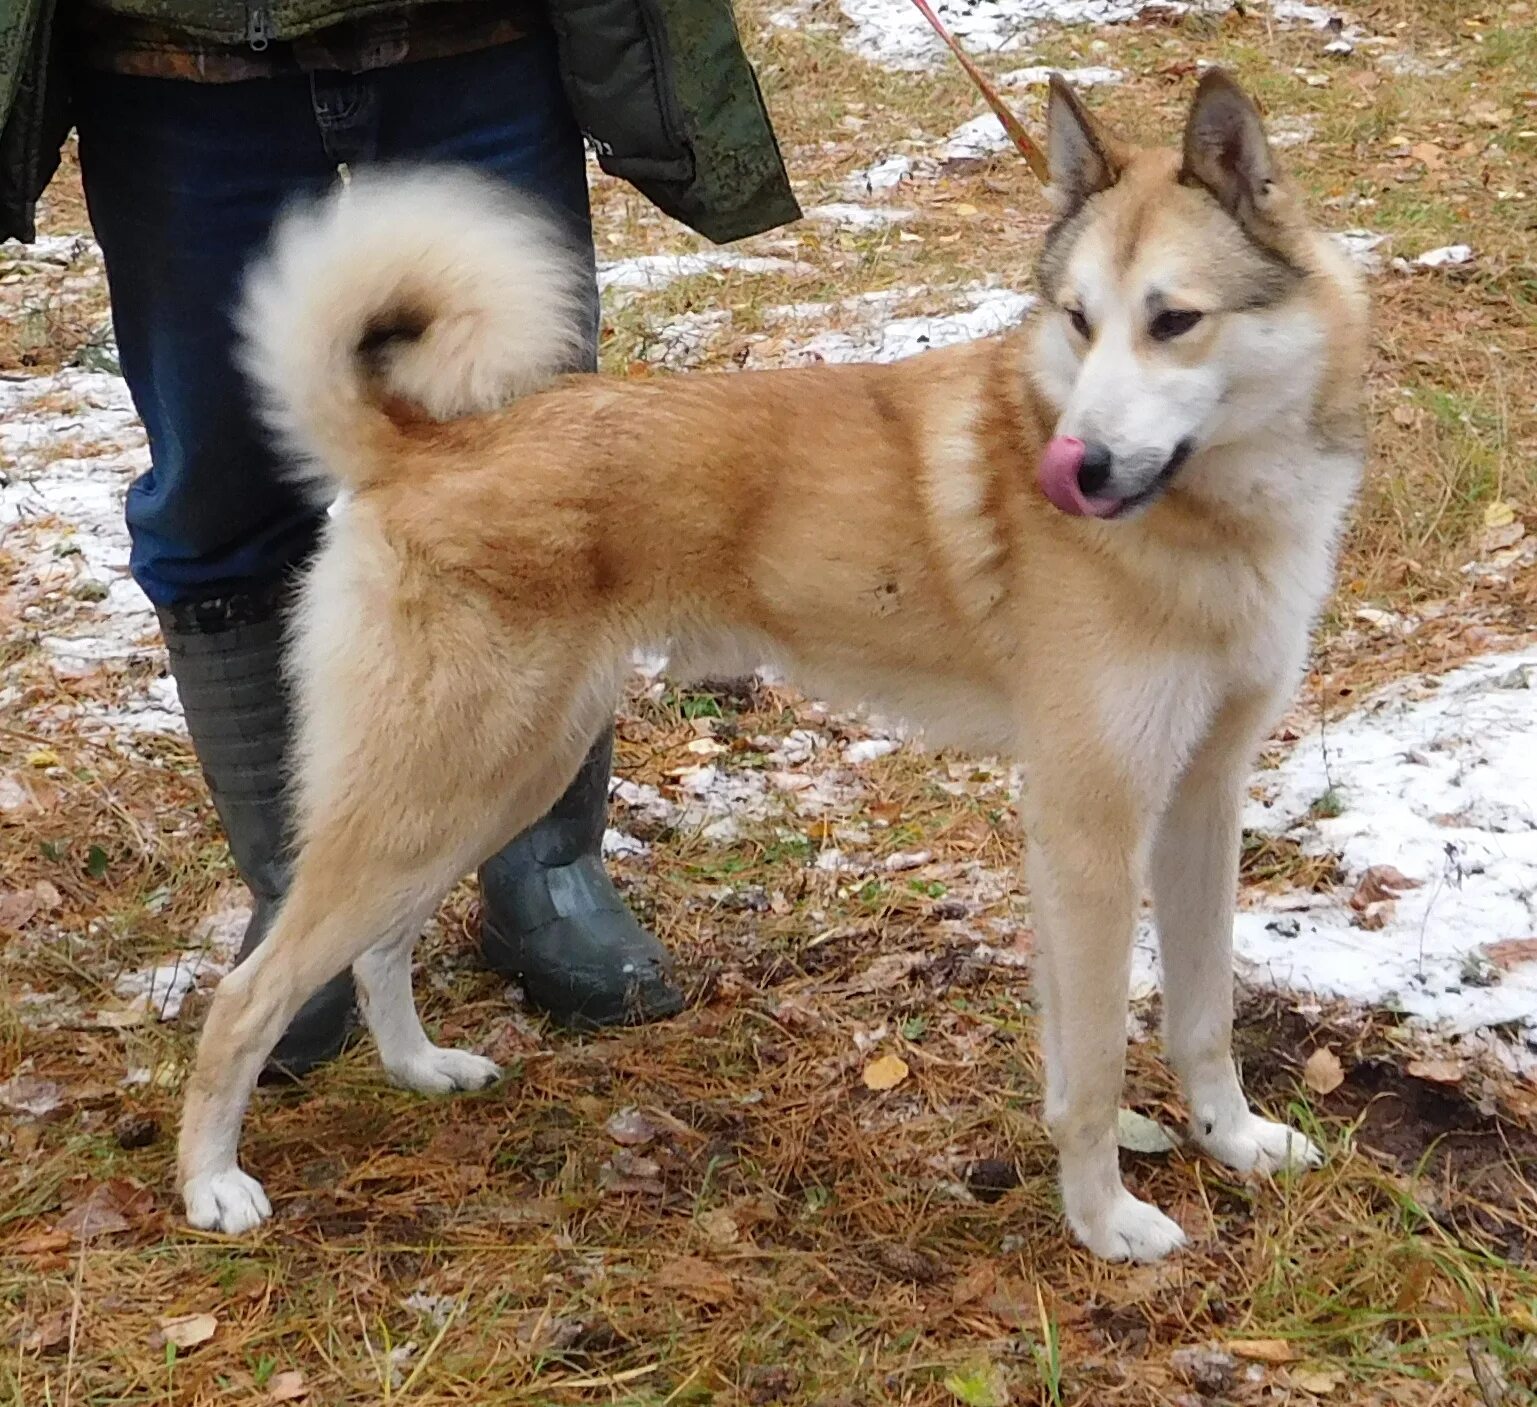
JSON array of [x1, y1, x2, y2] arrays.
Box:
[[386, 1046, 502, 1095], [1195, 1112, 1323, 1175], [1069, 1190, 1188, 1263], [183, 1167, 272, 1234]]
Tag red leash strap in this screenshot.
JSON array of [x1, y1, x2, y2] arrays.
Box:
[[906, 0, 1051, 183]]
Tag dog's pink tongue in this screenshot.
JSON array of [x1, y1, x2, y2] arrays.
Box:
[[1037, 436, 1118, 519]]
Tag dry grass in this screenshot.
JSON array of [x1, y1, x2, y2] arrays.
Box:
[[4, 2, 1537, 1403]]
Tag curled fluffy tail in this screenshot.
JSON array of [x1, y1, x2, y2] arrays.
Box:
[[238, 167, 590, 494]]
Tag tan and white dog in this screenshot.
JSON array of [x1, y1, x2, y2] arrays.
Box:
[[178, 71, 1368, 1262]]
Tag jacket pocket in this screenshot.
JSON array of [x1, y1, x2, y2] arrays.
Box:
[[546, 0, 694, 184]]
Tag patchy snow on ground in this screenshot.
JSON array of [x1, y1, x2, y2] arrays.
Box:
[[842, 154, 915, 200], [0, 370, 180, 735], [1375, 50, 1463, 78], [0, 378, 176, 733], [0, 232, 102, 274], [786, 286, 1036, 364], [1185, 652, 1537, 1066], [802, 202, 916, 229], [831, 0, 1337, 70], [998, 63, 1123, 88], [1334, 229, 1388, 272], [113, 897, 247, 1023], [597, 251, 813, 303], [1267, 114, 1318, 149], [938, 113, 1024, 162], [1411, 244, 1474, 269], [637, 284, 1036, 371]]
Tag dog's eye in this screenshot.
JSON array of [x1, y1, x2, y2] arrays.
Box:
[[1150, 309, 1203, 342], [1066, 308, 1092, 339]]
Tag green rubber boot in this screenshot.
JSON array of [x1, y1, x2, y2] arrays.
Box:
[[160, 593, 357, 1080], [478, 728, 683, 1030]]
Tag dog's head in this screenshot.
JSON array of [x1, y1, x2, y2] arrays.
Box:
[[1030, 70, 1360, 521]]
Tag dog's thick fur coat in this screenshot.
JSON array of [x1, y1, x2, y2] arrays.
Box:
[[180, 72, 1368, 1261]]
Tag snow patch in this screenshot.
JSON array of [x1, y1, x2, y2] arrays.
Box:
[[1218, 653, 1537, 1062], [802, 202, 916, 229], [0, 370, 182, 735], [602, 827, 651, 860], [830, 0, 1336, 71], [1375, 51, 1462, 78], [1267, 114, 1317, 149], [1333, 229, 1388, 273], [598, 252, 812, 303], [114, 897, 247, 1021], [938, 114, 1021, 162], [842, 154, 914, 199], [997, 64, 1122, 87], [1412, 244, 1473, 269], [786, 287, 1036, 366], [639, 284, 1035, 372], [846, 737, 901, 764]]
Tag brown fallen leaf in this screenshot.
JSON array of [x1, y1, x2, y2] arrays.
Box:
[[655, 1256, 736, 1305], [55, 1178, 154, 1243], [949, 1262, 998, 1310], [861, 1053, 910, 1091], [1349, 865, 1421, 910], [0, 888, 42, 933], [90, 1000, 153, 1030], [1393, 1256, 1436, 1313], [18, 1309, 71, 1354], [1483, 938, 1537, 971], [1467, 99, 1509, 127], [697, 1207, 740, 1246], [872, 1242, 943, 1283], [0, 1075, 63, 1117], [152, 1312, 218, 1350], [848, 951, 927, 994], [1303, 1048, 1345, 1096], [1229, 1338, 1300, 1364], [604, 1107, 661, 1147], [267, 1369, 310, 1402], [609, 1149, 660, 1179], [1505, 1085, 1537, 1122], [1353, 900, 1393, 931], [57, 1198, 128, 1242], [1406, 1057, 1465, 1085], [1291, 1366, 1346, 1395], [13, 1228, 73, 1256]]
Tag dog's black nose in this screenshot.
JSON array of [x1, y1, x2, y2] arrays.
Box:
[[1077, 441, 1113, 498]]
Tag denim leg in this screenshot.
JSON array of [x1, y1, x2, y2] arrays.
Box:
[[369, 32, 599, 367], [73, 72, 341, 608]]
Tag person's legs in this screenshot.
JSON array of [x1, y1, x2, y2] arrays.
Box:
[[368, 37, 681, 1029], [74, 72, 355, 1075]]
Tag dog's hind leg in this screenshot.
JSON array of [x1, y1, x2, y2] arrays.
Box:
[[1153, 692, 1323, 1175], [177, 845, 464, 1234], [353, 927, 502, 1094], [177, 706, 604, 1234]]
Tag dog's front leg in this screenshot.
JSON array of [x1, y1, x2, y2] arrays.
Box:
[[1153, 694, 1323, 1174], [1026, 777, 1187, 1263]]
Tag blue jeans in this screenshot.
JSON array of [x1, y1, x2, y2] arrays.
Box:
[[73, 33, 597, 608]]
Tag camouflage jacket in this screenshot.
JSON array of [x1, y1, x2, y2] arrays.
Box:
[[0, 0, 800, 243]]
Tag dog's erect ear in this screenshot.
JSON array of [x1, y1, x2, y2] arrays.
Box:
[[1046, 74, 1123, 211], [1180, 69, 1277, 221]]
